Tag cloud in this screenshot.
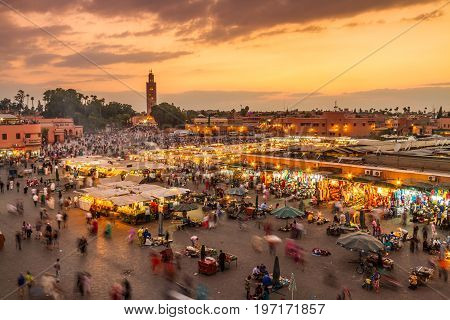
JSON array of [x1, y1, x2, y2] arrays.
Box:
[[4, 0, 440, 42], [25, 53, 60, 66], [244, 24, 325, 41], [422, 81, 450, 87], [0, 12, 71, 65], [157, 86, 450, 111], [100, 24, 166, 39], [341, 19, 385, 28], [404, 9, 444, 21], [53, 49, 192, 68]]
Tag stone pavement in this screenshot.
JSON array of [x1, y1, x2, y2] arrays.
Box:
[[0, 170, 448, 300]]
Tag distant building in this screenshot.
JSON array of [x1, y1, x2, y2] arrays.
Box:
[[433, 117, 450, 136], [131, 114, 158, 128], [23, 116, 83, 144], [0, 114, 41, 157], [186, 115, 271, 136], [146, 70, 157, 115], [270, 111, 383, 138], [130, 71, 158, 127]]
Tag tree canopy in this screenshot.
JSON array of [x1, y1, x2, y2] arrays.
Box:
[[41, 88, 136, 131], [150, 102, 186, 129]]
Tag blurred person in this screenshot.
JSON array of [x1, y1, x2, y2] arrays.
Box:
[[110, 283, 123, 300], [122, 278, 132, 300], [17, 273, 26, 298], [54, 259, 61, 281]]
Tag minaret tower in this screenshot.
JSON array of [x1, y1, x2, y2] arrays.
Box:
[[146, 70, 157, 115]]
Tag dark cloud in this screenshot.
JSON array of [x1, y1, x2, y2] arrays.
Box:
[[4, 0, 440, 42], [54, 49, 192, 68], [25, 53, 60, 66], [404, 9, 444, 21], [341, 19, 385, 28], [0, 12, 71, 65], [100, 24, 166, 39], [243, 25, 325, 41], [422, 81, 450, 87]]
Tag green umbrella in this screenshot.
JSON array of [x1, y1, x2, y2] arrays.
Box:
[[337, 232, 384, 253], [272, 205, 304, 219], [173, 203, 198, 212]]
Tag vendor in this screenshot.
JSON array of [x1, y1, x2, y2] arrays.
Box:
[[143, 228, 151, 241], [252, 266, 261, 279]]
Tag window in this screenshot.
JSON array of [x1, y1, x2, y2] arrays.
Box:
[[25, 133, 31, 138], [322, 123, 326, 127], [16, 133, 21, 139], [362, 123, 366, 127], [353, 123, 357, 127], [2, 134, 7, 140], [313, 123, 319, 127]]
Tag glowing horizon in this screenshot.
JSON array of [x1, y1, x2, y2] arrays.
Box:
[[1, 0, 449, 112]]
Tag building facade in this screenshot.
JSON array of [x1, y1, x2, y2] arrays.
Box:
[[271, 112, 381, 138], [23, 116, 83, 144], [0, 115, 41, 157]]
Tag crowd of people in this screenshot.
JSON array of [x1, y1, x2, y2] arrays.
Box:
[[0, 128, 448, 300]]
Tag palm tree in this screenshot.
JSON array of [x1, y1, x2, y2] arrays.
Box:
[[26, 93, 30, 108], [31, 96, 34, 109]]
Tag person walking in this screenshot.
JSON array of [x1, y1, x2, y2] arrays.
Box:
[[17, 273, 26, 299], [15, 231, 22, 250], [122, 278, 132, 300], [25, 271, 34, 294], [0, 180, 4, 193], [63, 211, 68, 228], [0, 231, 5, 250], [245, 275, 251, 299], [16, 181, 20, 192], [200, 245, 206, 261], [218, 250, 226, 272], [33, 194, 38, 207], [54, 259, 61, 281], [56, 211, 63, 230]]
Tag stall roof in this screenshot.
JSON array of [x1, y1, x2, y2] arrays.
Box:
[[142, 187, 189, 199], [85, 187, 130, 199], [124, 174, 145, 183], [103, 180, 137, 188], [109, 194, 149, 206], [99, 175, 122, 184]]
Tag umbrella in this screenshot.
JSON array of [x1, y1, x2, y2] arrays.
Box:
[[173, 203, 198, 212], [273, 256, 280, 286], [272, 205, 304, 219], [226, 187, 248, 196], [337, 232, 384, 253], [251, 235, 263, 253], [264, 235, 282, 244]]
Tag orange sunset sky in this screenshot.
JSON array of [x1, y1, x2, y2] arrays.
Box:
[[1, 0, 450, 112]]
